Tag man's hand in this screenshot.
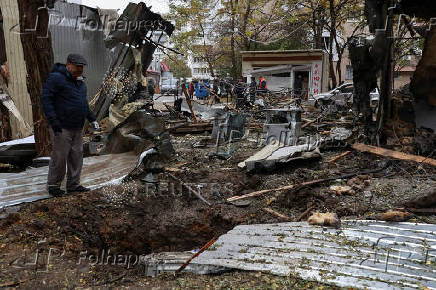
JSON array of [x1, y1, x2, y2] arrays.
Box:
[[51, 120, 62, 135], [91, 121, 100, 131]]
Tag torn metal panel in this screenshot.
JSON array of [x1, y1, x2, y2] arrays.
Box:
[[192, 221, 436, 289], [239, 138, 321, 172], [0, 152, 137, 209], [49, 1, 115, 98], [180, 99, 226, 121], [138, 251, 227, 277], [212, 112, 246, 141], [104, 3, 174, 49], [0, 93, 32, 137], [263, 106, 302, 146]]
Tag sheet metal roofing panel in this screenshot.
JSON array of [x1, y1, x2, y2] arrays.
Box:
[[193, 221, 436, 289], [49, 1, 115, 98], [0, 152, 137, 208], [0, 0, 34, 139]]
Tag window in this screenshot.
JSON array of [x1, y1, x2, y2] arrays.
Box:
[[342, 85, 354, 93], [193, 68, 199, 74], [194, 57, 204, 63], [345, 65, 353, 80]]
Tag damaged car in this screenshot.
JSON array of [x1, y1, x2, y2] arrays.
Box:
[[309, 83, 380, 110], [309, 83, 354, 108]]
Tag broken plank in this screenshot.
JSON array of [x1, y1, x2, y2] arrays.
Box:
[[169, 122, 213, 134], [181, 84, 197, 122], [328, 151, 352, 163], [227, 178, 334, 203], [301, 119, 317, 129], [227, 166, 388, 203], [175, 237, 217, 275], [352, 143, 436, 167], [262, 208, 291, 221]]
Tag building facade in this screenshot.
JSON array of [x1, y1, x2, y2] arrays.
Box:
[[241, 50, 329, 94]]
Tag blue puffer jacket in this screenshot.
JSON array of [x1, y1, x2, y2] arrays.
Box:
[[41, 63, 96, 129]]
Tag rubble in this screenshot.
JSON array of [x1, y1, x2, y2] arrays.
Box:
[[240, 140, 321, 172], [307, 212, 341, 227], [0, 1, 435, 287], [377, 210, 413, 222], [104, 110, 174, 158]]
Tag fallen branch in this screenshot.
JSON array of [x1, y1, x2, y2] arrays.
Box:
[[262, 208, 291, 221], [175, 237, 217, 275], [227, 166, 388, 203], [352, 143, 436, 167], [296, 205, 316, 221], [329, 151, 352, 163]]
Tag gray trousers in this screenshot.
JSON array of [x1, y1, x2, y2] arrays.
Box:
[[47, 128, 83, 190]]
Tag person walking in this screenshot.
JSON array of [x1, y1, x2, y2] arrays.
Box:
[[249, 77, 257, 103], [188, 81, 195, 99], [41, 54, 99, 196]]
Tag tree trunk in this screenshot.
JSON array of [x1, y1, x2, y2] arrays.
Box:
[[328, 0, 337, 88], [0, 102, 12, 142], [241, 1, 251, 51], [335, 57, 342, 84], [230, 0, 238, 80], [17, 0, 53, 156]]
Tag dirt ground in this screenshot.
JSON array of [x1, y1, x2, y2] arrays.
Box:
[[1, 107, 435, 288]]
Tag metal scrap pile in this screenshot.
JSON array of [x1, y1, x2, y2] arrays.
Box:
[[91, 2, 174, 131]]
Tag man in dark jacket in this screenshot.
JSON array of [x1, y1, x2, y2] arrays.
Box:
[[249, 77, 257, 103], [41, 54, 98, 196]]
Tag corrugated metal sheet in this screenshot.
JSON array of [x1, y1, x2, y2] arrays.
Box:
[[0, 0, 33, 139], [50, 1, 115, 98], [0, 152, 137, 208], [193, 221, 436, 289]]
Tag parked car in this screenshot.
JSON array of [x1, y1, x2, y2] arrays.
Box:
[[309, 83, 380, 109], [160, 78, 178, 95], [370, 87, 380, 108], [308, 83, 354, 108]]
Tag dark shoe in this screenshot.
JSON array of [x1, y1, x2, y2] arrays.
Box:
[[67, 185, 90, 193], [49, 187, 65, 197]]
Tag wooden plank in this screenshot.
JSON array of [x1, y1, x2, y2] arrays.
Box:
[[328, 151, 352, 163], [262, 208, 291, 221], [352, 143, 436, 167], [181, 84, 197, 122]]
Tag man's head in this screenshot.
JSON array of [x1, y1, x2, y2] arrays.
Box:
[[66, 54, 87, 78]]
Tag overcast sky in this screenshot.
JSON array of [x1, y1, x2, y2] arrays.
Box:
[[68, 0, 169, 14]]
